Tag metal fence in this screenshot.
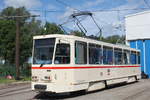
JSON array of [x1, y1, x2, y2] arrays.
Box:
[[0, 63, 31, 78]]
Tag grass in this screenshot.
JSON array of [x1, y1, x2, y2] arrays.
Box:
[[0, 76, 31, 84], [22, 77, 31, 81], [0, 78, 17, 84]]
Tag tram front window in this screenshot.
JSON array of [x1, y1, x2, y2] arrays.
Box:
[[33, 38, 55, 64]]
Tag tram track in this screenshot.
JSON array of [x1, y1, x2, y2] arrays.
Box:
[[0, 89, 31, 98], [0, 83, 31, 99], [0, 82, 30, 90], [0, 86, 30, 96]]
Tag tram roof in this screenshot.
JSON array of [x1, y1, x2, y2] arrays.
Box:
[[33, 34, 139, 52]]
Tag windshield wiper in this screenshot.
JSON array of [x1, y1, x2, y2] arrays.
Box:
[[40, 60, 51, 67], [40, 63, 44, 67], [40, 62, 46, 67]]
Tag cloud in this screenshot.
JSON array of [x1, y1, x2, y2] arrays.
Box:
[[14, 0, 146, 37], [46, 4, 57, 10], [78, 12, 118, 36], [4, 0, 42, 9], [87, 0, 148, 36], [108, 0, 147, 35], [59, 9, 119, 36], [85, 0, 105, 8], [58, 7, 77, 22]]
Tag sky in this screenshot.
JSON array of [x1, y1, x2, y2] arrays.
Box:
[[0, 0, 150, 37]]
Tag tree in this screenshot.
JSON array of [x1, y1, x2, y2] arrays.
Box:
[[0, 20, 16, 64], [1, 7, 30, 24], [0, 7, 65, 66], [70, 30, 84, 37], [0, 7, 32, 65], [0, 7, 16, 16], [101, 35, 125, 44], [44, 22, 64, 34], [20, 18, 43, 64]]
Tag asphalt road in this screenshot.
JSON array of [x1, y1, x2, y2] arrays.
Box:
[[0, 79, 150, 100]]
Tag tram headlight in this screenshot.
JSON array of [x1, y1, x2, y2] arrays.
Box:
[[32, 76, 38, 81], [44, 76, 51, 80], [43, 76, 51, 82]]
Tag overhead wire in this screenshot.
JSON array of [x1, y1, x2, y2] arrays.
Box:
[[27, 7, 150, 24], [143, 0, 150, 8], [28, 9, 65, 12], [55, 0, 80, 11], [36, 1, 150, 37], [27, 7, 150, 14], [1, 1, 149, 34], [91, 7, 150, 12]]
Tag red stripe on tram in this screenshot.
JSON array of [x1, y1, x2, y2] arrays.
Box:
[[32, 66, 141, 69]]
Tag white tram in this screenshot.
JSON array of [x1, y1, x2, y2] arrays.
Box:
[[31, 34, 141, 93]]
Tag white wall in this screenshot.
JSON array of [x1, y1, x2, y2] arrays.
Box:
[[125, 10, 150, 41]]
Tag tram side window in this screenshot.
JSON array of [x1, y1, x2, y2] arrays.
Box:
[[130, 51, 137, 64], [103, 46, 113, 64], [54, 43, 70, 64], [114, 48, 123, 65], [75, 41, 87, 64], [123, 50, 130, 64], [137, 52, 140, 64], [89, 44, 102, 64]]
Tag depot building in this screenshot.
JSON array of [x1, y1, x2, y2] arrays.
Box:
[[125, 10, 150, 77]]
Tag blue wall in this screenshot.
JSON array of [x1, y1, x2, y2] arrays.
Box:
[[129, 40, 150, 77], [130, 41, 136, 49], [145, 40, 150, 76], [136, 40, 144, 72]]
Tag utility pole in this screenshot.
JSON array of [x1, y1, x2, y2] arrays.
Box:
[[15, 15, 20, 80], [0, 13, 39, 80], [15, 8, 20, 80]]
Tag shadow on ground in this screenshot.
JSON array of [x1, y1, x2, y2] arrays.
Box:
[[33, 81, 137, 100], [33, 90, 86, 100]]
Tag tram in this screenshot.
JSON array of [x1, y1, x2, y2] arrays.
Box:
[[31, 34, 141, 93]]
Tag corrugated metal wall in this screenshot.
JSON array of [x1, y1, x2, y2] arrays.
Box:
[[129, 40, 150, 77], [136, 40, 144, 72], [145, 40, 150, 76]]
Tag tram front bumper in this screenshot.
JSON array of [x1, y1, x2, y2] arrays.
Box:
[[32, 82, 55, 92], [31, 82, 89, 93]]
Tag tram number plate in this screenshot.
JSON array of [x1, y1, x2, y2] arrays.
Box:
[[34, 84, 47, 90]]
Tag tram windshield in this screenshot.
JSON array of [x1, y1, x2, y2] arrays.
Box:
[[33, 38, 55, 64]]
